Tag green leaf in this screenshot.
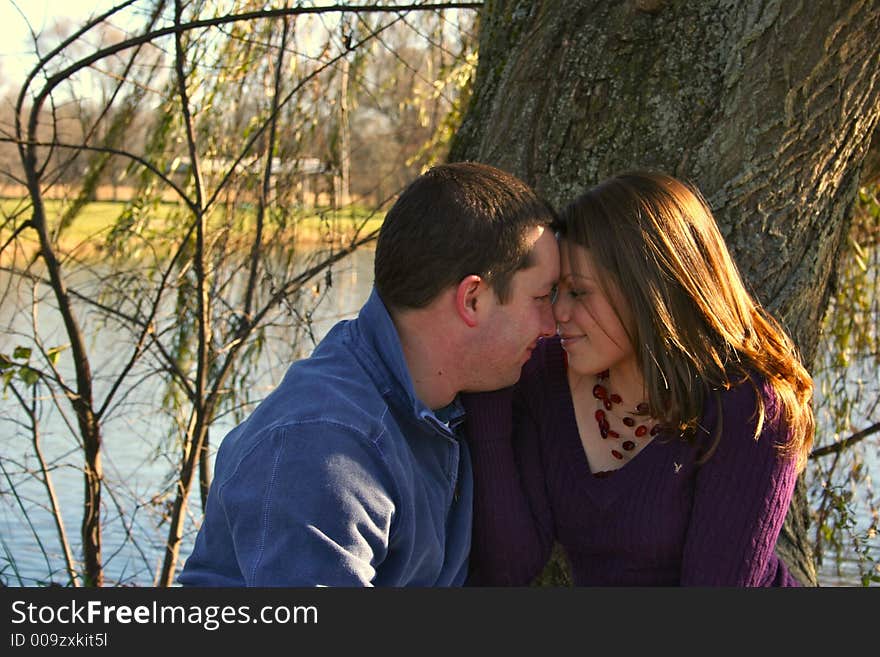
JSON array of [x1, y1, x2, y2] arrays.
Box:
[[46, 345, 67, 365], [0, 353, 12, 370], [19, 367, 40, 386], [13, 346, 32, 361]]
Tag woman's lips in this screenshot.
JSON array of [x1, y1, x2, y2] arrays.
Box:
[[559, 334, 584, 347]]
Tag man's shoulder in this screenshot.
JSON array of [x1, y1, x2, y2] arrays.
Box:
[[212, 358, 394, 486], [272, 348, 390, 430], [215, 316, 409, 467]]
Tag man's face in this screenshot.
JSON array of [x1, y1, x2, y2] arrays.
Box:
[[466, 226, 560, 390]]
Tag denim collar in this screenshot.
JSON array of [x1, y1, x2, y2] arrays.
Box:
[[354, 287, 464, 436]]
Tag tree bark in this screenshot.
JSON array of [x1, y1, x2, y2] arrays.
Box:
[[450, 0, 880, 586]]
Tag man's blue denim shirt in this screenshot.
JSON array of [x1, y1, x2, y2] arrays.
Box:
[[179, 288, 472, 586]]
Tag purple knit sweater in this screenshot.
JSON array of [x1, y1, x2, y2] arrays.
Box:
[[461, 336, 800, 587]]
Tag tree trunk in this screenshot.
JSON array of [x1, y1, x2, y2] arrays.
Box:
[[24, 164, 104, 587], [450, 0, 880, 586]]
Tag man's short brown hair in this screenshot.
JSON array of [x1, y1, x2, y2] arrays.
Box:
[[374, 162, 556, 309]]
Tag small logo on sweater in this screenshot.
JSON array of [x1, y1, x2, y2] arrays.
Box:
[[673, 462, 682, 474]]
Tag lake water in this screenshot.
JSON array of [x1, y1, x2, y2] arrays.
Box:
[[0, 245, 376, 587], [0, 245, 875, 586]]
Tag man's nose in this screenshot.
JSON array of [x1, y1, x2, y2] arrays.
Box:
[[540, 303, 556, 337]]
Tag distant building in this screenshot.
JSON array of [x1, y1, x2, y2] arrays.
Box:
[[175, 156, 341, 207]]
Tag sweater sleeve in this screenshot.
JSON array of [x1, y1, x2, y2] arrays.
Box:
[[461, 360, 555, 585], [680, 379, 799, 586]]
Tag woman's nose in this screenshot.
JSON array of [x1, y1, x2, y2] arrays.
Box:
[[552, 294, 569, 323]]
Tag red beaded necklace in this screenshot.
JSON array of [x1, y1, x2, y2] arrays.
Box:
[[592, 369, 659, 461]]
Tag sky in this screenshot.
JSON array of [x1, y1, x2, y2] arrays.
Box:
[[0, 1, 347, 95], [0, 0, 122, 91]]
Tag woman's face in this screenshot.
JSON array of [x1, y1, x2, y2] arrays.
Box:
[[553, 241, 636, 376]]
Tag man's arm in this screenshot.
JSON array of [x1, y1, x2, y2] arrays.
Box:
[[188, 420, 396, 586]]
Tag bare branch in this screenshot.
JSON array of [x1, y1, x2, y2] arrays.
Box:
[[23, 3, 483, 125], [6, 381, 81, 586], [810, 421, 880, 459]]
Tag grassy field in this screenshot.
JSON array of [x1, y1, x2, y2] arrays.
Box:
[[1, 198, 384, 262]]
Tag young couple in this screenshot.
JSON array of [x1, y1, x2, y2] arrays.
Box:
[[179, 162, 814, 587]]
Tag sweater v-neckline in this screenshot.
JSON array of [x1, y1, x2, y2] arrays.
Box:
[[544, 345, 660, 510], [561, 387, 662, 507]]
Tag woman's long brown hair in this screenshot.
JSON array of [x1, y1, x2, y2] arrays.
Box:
[[558, 171, 814, 470]]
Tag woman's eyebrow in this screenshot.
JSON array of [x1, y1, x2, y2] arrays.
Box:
[[562, 272, 594, 282]]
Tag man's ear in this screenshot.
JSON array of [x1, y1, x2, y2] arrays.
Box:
[[454, 275, 484, 328]]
